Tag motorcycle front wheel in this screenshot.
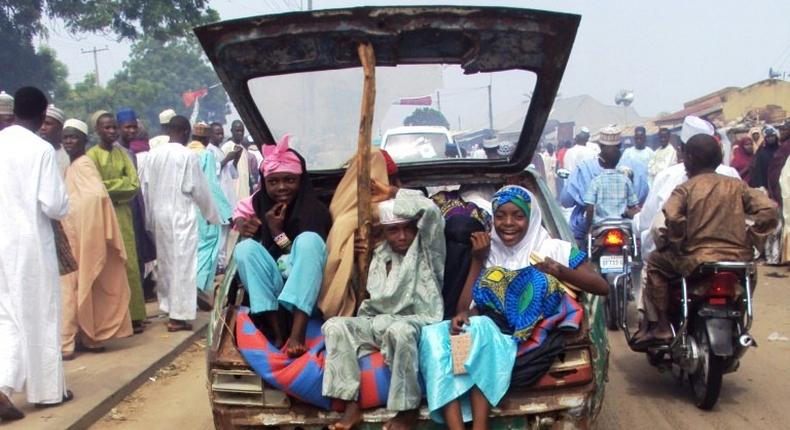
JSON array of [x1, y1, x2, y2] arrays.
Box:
[[688, 323, 725, 410]]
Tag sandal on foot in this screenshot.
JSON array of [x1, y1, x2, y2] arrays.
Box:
[[167, 321, 193, 332], [34, 390, 74, 408]]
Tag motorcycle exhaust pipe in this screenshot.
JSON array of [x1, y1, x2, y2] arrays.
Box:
[[739, 334, 754, 348]]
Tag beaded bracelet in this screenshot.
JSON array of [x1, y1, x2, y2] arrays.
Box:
[[274, 232, 291, 249]]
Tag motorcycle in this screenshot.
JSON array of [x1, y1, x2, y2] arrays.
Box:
[[622, 261, 757, 409], [587, 219, 640, 330]]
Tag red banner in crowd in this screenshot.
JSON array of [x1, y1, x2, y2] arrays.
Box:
[[182, 87, 209, 108], [395, 95, 432, 106]]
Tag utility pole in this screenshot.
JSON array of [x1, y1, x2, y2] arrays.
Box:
[[487, 75, 494, 131], [81, 46, 109, 86], [307, 0, 313, 10], [436, 90, 441, 113]]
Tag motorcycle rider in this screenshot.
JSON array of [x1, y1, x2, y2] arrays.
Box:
[[633, 134, 778, 348]]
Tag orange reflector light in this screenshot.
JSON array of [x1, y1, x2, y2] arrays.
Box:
[[706, 272, 738, 298], [603, 229, 625, 247]]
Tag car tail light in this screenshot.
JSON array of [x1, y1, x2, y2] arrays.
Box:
[[705, 272, 738, 302], [603, 229, 625, 247]]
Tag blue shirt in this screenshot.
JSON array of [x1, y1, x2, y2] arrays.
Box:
[[582, 169, 638, 224], [560, 158, 649, 245]]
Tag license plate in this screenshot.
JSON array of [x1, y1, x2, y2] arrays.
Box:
[[599, 255, 624, 273]]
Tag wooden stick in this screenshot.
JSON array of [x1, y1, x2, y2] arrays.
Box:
[[355, 42, 376, 309]]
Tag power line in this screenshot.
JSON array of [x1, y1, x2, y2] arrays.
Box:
[[80, 46, 109, 86]]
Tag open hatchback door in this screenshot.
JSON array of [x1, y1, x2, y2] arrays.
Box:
[[195, 6, 609, 429]]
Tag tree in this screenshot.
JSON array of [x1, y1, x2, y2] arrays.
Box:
[[107, 37, 229, 129], [0, 1, 218, 94], [403, 107, 450, 129]]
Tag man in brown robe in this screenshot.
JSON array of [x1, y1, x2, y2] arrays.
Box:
[[640, 134, 778, 344], [59, 119, 133, 359]]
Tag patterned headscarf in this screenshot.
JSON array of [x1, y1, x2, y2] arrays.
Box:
[[492, 185, 532, 219]]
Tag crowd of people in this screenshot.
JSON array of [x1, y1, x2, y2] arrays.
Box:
[[0, 87, 261, 421], [1, 83, 784, 428]]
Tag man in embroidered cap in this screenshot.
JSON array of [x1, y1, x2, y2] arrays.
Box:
[[561, 126, 649, 246], [87, 112, 148, 333], [0, 91, 14, 130], [185, 121, 232, 309], [231, 135, 331, 357], [583, 126, 639, 231], [647, 127, 677, 185], [59, 118, 133, 359], [139, 115, 220, 332], [322, 179, 445, 430], [38, 104, 69, 177], [634, 134, 777, 348], [0, 87, 71, 420], [148, 108, 176, 149]]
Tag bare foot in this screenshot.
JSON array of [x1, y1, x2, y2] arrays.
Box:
[[383, 409, 419, 430], [329, 402, 363, 430], [0, 392, 24, 421], [284, 337, 307, 358]]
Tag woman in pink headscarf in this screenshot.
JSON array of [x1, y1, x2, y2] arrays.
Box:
[[232, 135, 332, 357]]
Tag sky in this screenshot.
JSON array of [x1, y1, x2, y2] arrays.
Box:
[[43, 0, 790, 118]]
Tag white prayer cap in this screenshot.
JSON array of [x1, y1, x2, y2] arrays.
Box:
[[378, 199, 414, 225], [680, 116, 714, 144], [46, 104, 65, 124], [482, 137, 499, 149], [580, 126, 590, 134], [594, 125, 622, 146], [0, 91, 12, 115], [63, 118, 88, 136], [159, 108, 177, 125]]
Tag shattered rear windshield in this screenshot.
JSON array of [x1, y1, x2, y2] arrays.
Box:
[[248, 65, 537, 171]]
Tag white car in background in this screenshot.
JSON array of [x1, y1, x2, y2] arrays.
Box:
[[380, 126, 461, 162]]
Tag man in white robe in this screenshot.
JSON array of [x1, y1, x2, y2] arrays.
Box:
[[0, 87, 71, 420], [209, 122, 242, 271], [148, 108, 176, 150], [563, 128, 597, 174], [140, 115, 220, 331], [647, 128, 677, 185]]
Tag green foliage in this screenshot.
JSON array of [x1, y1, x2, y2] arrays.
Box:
[[403, 107, 450, 129], [56, 37, 229, 131], [0, 0, 217, 94]]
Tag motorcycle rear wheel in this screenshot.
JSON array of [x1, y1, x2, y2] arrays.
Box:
[[688, 323, 725, 410]]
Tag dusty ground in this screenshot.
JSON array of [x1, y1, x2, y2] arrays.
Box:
[[89, 340, 213, 430], [597, 264, 790, 429], [88, 267, 790, 429]]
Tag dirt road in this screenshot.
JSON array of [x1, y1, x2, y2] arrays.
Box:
[[90, 341, 213, 430], [90, 267, 790, 429], [597, 265, 790, 429]]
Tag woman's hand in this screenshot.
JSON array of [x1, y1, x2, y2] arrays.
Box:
[[236, 216, 262, 238], [450, 311, 470, 335], [265, 203, 287, 237], [533, 257, 564, 278], [371, 179, 398, 203], [470, 231, 491, 262]]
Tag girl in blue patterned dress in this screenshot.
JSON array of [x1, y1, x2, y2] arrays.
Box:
[[419, 185, 608, 428]]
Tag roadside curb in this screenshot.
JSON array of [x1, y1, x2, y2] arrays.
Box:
[[69, 323, 208, 430]]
